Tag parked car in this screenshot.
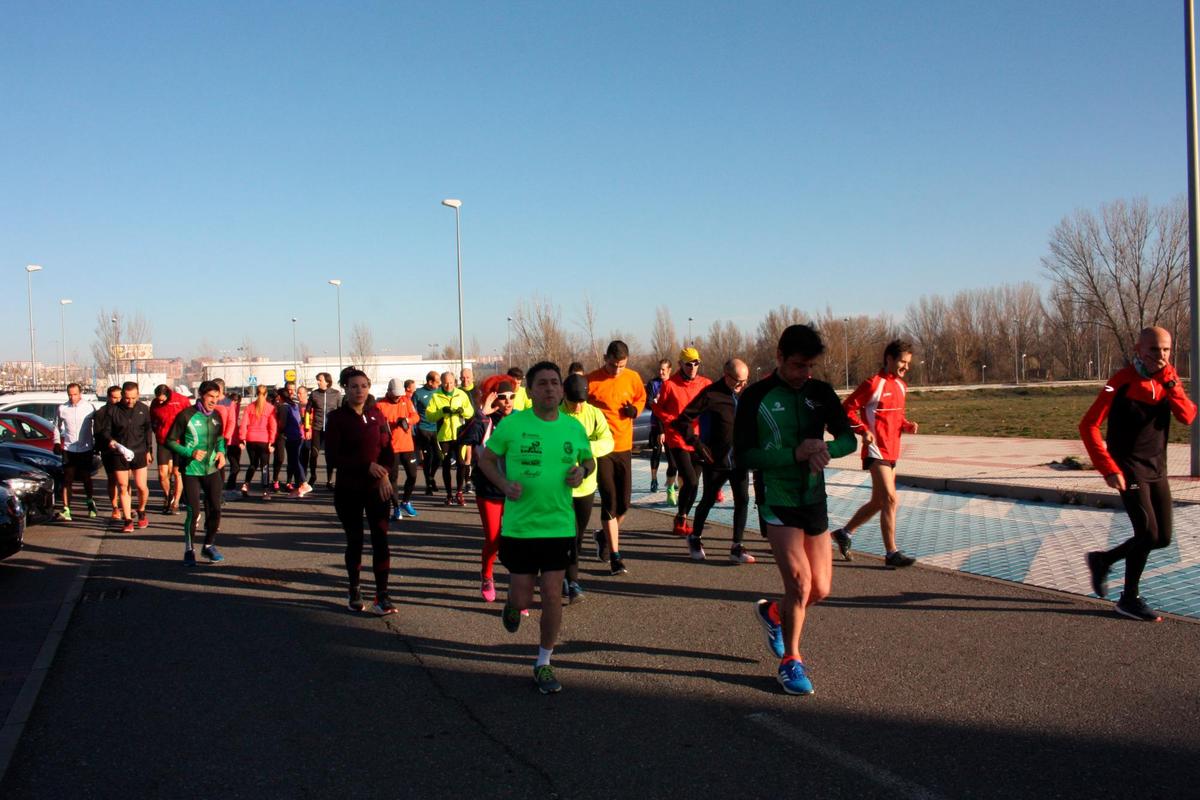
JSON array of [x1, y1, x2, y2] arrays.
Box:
[[0, 391, 102, 422], [0, 487, 25, 560], [633, 407, 653, 449], [0, 411, 57, 452], [0, 459, 55, 522]]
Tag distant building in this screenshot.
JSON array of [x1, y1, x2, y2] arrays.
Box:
[[201, 355, 476, 396]]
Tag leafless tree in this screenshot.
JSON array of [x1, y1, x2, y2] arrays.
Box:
[[1042, 196, 1189, 350], [349, 323, 377, 372], [649, 306, 679, 364], [92, 308, 152, 379], [694, 320, 748, 377], [510, 295, 578, 369], [575, 295, 604, 368]]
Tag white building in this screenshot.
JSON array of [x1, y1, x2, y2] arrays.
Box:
[[201, 356, 478, 397]]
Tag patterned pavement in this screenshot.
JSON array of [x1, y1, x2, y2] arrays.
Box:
[[630, 459, 1200, 621]]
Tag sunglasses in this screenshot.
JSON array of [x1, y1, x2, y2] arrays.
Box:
[[495, 393, 515, 400], [684, 360, 701, 366]]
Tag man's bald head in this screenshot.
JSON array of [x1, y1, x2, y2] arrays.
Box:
[[1136, 326, 1173, 374], [723, 358, 750, 393]]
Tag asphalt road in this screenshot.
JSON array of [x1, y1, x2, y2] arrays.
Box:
[[2, 480, 1198, 799]]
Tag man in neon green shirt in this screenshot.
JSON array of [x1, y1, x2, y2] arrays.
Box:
[[478, 361, 595, 694]]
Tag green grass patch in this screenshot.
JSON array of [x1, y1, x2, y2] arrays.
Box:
[[905, 385, 1191, 443]]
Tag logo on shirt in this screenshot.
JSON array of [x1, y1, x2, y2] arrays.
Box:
[[563, 441, 574, 454], [805, 398, 820, 410], [1104, 385, 1115, 393], [520, 442, 543, 455], [771, 401, 786, 412]]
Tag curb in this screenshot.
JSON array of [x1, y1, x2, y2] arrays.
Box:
[[893, 475, 1200, 509]]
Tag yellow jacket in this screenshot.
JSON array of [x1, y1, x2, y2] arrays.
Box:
[[561, 401, 613, 497], [424, 388, 475, 443]]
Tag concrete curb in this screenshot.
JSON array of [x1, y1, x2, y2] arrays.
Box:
[[893, 475, 1200, 509]]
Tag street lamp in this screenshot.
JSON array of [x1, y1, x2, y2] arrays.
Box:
[[843, 317, 850, 390], [1021, 352, 1027, 383], [441, 198, 466, 375], [1012, 318, 1019, 385], [328, 279, 343, 369], [291, 317, 299, 383], [688, 317, 694, 346], [111, 315, 121, 386], [60, 299, 72, 387], [25, 265, 42, 389], [506, 316, 512, 368], [981, 363, 987, 383]]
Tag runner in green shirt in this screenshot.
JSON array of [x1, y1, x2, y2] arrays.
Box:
[[478, 361, 595, 694]]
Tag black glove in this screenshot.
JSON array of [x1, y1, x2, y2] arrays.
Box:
[[620, 403, 638, 419], [399, 418, 410, 432]]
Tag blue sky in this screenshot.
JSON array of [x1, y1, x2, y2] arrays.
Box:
[[0, 1, 1187, 365]]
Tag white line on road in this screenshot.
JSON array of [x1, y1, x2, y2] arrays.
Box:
[[745, 712, 949, 800]]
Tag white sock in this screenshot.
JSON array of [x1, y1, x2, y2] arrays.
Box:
[[536, 647, 553, 667]]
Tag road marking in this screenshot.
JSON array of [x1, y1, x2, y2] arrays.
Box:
[[746, 712, 949, 800]]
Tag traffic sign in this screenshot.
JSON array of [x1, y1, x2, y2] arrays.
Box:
[[247, 375, 258, 386], [284, 369, 297, 383]]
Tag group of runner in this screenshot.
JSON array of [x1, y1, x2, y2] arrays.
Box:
[[49, 324, 1191, 695]]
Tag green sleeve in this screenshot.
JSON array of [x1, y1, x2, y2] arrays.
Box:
[[165, 412, 193, 458], [742, 445, 798, 470]]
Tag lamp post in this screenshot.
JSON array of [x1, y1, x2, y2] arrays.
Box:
[[25, 265, 42, 389], [328, 280, 343, 369], [506, 316, 512, 368], [291, 317, 299, 383], [441, 198, 465, 376], [843, 317, 850, 390], [981, 363, 987, 383], [1012, 318, 1020, 385], [1095, 319, 1101, 379], [111, 315, 121, 386], [1021, 353, 1027, 383], [60, 299, 72, 388], [688, 317, 694, 346]]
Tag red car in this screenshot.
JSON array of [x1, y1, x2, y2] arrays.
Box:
[[0, 412, 56, 452]]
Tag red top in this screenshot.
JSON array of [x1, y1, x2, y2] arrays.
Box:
[[150, 394, 191, 445], [843, 371, 916, 462], [377, 395, 420, 453], [1079, 363, 1196, 480], [652, 372, 713, 451]]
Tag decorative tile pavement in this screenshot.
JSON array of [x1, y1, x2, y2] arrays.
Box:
[[630, 460, 1200, 621]]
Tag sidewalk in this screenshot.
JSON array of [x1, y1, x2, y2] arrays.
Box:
[[833, 433, 1200, 507]]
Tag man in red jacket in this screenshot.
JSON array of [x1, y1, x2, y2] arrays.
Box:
[[832, 340, 919, 567], [149, 385, 191, 515], [1081, 326, 1196, 622], [652, 346, 713, 539]]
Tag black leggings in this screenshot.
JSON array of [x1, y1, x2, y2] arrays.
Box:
[[223, 444, 242, 488], [649, 424, 677, 479], [693, 467, 749, 545], [335, 483, 392, 599], [390, 451, 418, 506], [244, 443, 271, 490], [416, 428, 442, 488], [182, 472, 222, 549], [272, 435, 286, 482], [308, 430, 333, 484], [1104, 478, 1173, 596], [440, 442, 466, 496], [669, 447, 702, 517], [567, 495, 594, 581]]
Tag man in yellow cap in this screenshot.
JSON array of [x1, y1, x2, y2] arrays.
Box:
[[651, 346, 712, 539]]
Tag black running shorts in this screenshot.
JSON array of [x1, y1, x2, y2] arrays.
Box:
[[499, 536, 574, 575], [62, 450, 93, 472], [862, 457, 897, 470], [759, 503, 829, 537]]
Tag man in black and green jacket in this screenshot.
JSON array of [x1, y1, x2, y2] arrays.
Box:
[[167, 380, 228, 567], [734, 324, 856, 697]]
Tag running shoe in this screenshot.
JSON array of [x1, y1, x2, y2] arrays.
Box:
[[502, 604, 522, 633], [262, 491, 272, 502], [777, 659, 814, 696], [424, 484, 434, 496], [183, 549, 197, 568], [137, 511, 149, 529], [272, 481, 281, 492], [297, 483, 313, 498], [754, 599, 785, 658], [1086, 551, 1109, 598], [444, 495, 454, 506], [166, 501, 178, 516], [729, 545, 756, 564], [372, 597, 398, 616], [201, 545, 224, 563], [562, 577, 570, 597], [348, 586, 365, 612], [832, 528, 853, 562], [609, 556, 628, 576], [594, 529, 608, 562], [885, 550, 916, 567], [667, 483, 678, 506], [567, 581, 585, 604], [716, 489, 726, 503], [161, 500, 171, 515], [391, 505, 403, 521], [326, 481, 335, 492], [456, 491, 466, 507], [672, 516, 689, 537], [687, 535, 706, 561], [241, 483, 250, 498], [56, 507, 73, 522], [481, 577, 497, 603], [285, 483, 296, 493], [400, 502, 418, 517], [650, 477, 659, 493], [534, 664, 562, 694], [121, 519, 135, 533], [86, 498, 97, 518], [111, 508, 122, 521], [1114, 593, 1162, 622]]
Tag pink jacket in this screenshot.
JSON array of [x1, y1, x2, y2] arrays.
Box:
[[239, 402, 278, 445]]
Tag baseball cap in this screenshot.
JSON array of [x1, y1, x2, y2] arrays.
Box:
[[679, 347, 701, 363]]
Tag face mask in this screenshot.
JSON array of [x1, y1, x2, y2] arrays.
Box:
[[1132, 355, 1153, 379]]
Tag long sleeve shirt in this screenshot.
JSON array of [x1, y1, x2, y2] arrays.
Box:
[[54, 401, 95, 453], [323, 404, 395, 489], [586, 367, 647, 453], [842, 371, 916, 463]]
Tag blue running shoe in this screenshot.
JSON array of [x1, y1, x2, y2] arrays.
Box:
[[201, 545, 224, 563], [391, 505, 403, 521], [183, 550, 197, 568], [777, 659, 814, 695], [400, 502, 418, 518], [754, 599, 785, 659]]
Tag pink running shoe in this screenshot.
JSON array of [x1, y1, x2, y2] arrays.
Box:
[[481, 577, 497, 603]]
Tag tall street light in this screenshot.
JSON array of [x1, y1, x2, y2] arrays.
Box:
[[1012, 318, 1020, 385], [328, 280, 343, 369], [843, 317, 850, 390], [688, 317, 694, 346], [506, 316, 512, 369], [60, 299, 73, 387], [441, 198, 465, 375], [291, 316, 299, 383], [25, 265, 42, 389]]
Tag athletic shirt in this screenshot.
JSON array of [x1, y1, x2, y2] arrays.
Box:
[[560, 401, 614, 497], [843, 370, 916, 463], [586, 367, 647, 452], [652, 372, 713, 451], [485, 409, 593, 539], [733, 371, 856, 508]]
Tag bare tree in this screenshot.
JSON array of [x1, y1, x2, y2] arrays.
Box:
[[510, 296, 578, 368], [649, 306, 679, 363], [92, 308, 152, 379], [1042, 196, 1189, 350], [695, 320, 748, 376], [750, 305, 807, 378], [575, 294, 604, 367], [349, 323, 377, 371]]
